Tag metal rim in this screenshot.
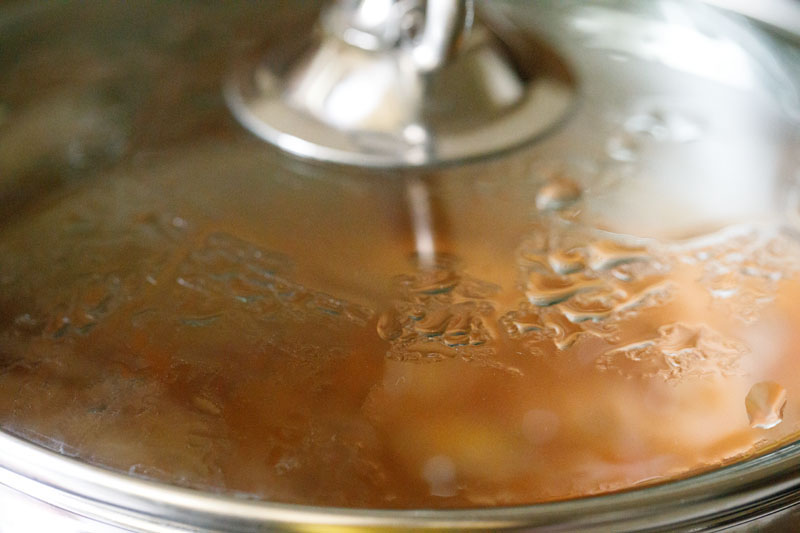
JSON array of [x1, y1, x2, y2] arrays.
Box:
[[2, 428, 800, 531], [2, 1, 800, 531]]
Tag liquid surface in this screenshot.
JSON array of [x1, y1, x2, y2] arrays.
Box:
[[1, 0, 800, 509]]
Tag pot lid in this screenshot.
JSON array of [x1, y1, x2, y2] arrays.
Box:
[[1, 0, 800, 510]]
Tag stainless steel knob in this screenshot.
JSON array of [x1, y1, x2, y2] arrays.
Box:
[[226, 0, 576, 167]]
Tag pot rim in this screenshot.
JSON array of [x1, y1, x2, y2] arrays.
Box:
[[1, 429, 800, 532], [2, 1, 800, 530]]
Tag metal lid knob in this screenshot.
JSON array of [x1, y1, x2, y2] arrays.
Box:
[[226, 0, 576, 167]]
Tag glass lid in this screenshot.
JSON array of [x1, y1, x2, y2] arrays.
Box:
[[1, 0, 800, 512]]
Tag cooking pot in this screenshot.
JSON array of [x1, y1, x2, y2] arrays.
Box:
[[2, 1, 800, 531]]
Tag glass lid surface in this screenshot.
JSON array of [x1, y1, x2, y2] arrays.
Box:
[[1, 0, 800, 511]]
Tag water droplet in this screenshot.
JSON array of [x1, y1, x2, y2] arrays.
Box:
[[400, 268, 459, 295], [312, 293, 343, 315], [467, 325, 490, 346], [274, 456, 301, 475], [606, 133, 640, 162], [383, 262, 499, 363], [526, 272, 606, 306], [518, 251, 551, 272], [421, 455, 457, 497], [601, 323, 746, 380], [695, 230, 800, 324], [401, 302, 426, 322], [587, 240, 650, 271], [416, 309, 452, 336], [548, 249, 586, 275], [535, 176, 582, 211], [181, 314, 222, 328], [658, 324, 703, 353], [625, 109, 703, 143], [175, 232, 373, 327], [192, 396, 222, 416], [456, 277, 500, 299], [499, 305, 545, 339], [13, 313, 38, 329], [745, 382, 786, 429], [377, 310, 403, 341], [342, 303, 374, 326], [171, 216, 188, 228], [443, 311, 471, 338], [542, 311, 595, 350], [706, 271, 739, 299], [558, 295, 616, 323]]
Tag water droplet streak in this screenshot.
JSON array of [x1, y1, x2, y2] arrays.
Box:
[[377, 310, 403, 341], [587, 240, 650, 271], [535, 176, 582, 211], [606, 133, 640, 162], [746, 382, 786, 429], [624, 109, 703, 143], [504, 224, 668, 354], [548, 249, 586, 275], [192, 396, 222, 416], [599, 323, 746, 380], [175, 232, 374, 328], [691, 228, 800, 324], [181, 314, 222, 328], [526, 272, 606, 306], [378, 257, 518, 372]]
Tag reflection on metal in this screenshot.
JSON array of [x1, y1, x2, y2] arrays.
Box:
[[703, 0, 800, 37], [406, 177, 436, 266], [226, 0, 576, 167]]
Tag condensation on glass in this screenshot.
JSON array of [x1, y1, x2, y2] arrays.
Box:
[[0, 0, 800, 531]]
